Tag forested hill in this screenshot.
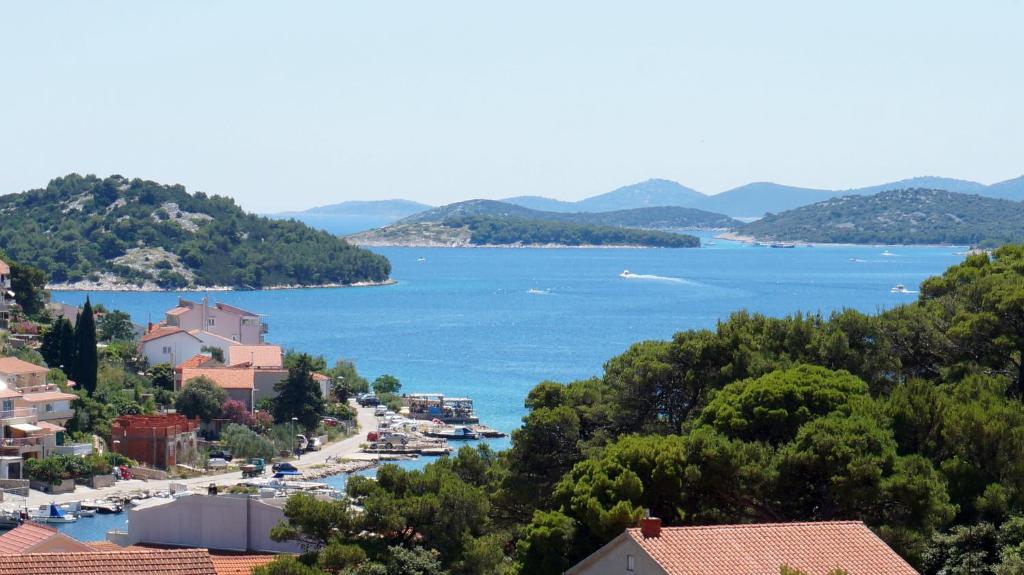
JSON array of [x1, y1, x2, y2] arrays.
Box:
[[0, 174, 391, 289], [348, 216, 699, 248], [740, 188, 1024, 245], [398, 199, 738, 230]]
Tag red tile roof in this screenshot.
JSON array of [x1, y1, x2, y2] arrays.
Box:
[[0, 548, 217, 575], [0, 357, 50, 375], [0, 522, 95, 554], [177, 354, 215, 371], [209, 554, 278, 575], [141, 326, 198, 344], [166, 306, 191, 316], [227, 345, 282, 369], [181, 367, 256, 390], [607, 521, 917, 575]]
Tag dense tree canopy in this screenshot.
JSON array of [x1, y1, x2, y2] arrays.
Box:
[[0, 174, 390, 288]]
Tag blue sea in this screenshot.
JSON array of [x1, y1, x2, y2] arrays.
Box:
[[52, 236, 964, 540]]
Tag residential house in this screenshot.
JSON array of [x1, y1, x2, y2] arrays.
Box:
[[0, 357, 49, 389], [139, 326, 238, 368], [0, 258, 11, 330], [107, 494, 305, 554], [163, 297, 267, 345], [110, 414, 199, 470], [565, 519, 918, 575], [0, 522, 97, 554], [179, 366, 288, 410]]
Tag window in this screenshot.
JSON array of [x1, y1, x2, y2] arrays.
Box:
[[627, 554, 635, 572], [45, 403, 54, 413], [1, 399, 12, 414], [207, 318, 216, 327], [162, 346, 172, 354]]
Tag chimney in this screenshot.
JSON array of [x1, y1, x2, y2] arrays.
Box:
[[639, 516, 662, 538]]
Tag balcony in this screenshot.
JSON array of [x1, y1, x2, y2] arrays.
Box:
[[36, 408, 75, 423], [52, 443, 93, 456], [0, 436, 45, 456], [0, 407, 38, 425]]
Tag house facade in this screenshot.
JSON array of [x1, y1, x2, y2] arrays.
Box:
[[163, 297, 267, 345], [0, 258, 11, 330], [565, 519, 918, 575], [0, 357, 78, 474], [179, 366, 288, 410], [139, 326, 239, 368]]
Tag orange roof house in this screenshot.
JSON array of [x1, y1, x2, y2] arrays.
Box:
[[566, 520, 918, 575], [180, 367, 256, 390], [0, 357, 49, 376]]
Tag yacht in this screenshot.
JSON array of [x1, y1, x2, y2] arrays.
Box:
[[890, 284, 913, 294], [619, 270, 635, 278]]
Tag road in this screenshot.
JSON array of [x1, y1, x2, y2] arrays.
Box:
[[15, 404, 378, 508]]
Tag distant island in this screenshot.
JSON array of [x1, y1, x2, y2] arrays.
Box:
[[739, 188, 1024, 245], [349, 215, 699, 248], [0, 174, 391, 290], [347, 199, 729, 247]]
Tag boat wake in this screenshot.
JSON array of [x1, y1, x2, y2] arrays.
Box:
[[527, 288, 550, 295], [619, 270, 693, 284]]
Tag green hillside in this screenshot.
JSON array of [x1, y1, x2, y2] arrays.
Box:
[[741, 188, 1024, 245], [0, 174, 391, 289]]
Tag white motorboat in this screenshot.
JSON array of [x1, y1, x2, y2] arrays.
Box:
[[29, 503, 77, 523], [881, 250, 896, 257], [890, 284, 914, 294], [619, 270, 635, 278]]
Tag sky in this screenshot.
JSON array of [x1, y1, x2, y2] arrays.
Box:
[[1, 1, 1022, 213]]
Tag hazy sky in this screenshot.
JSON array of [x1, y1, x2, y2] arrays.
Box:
[[2, 1, 1022, 212]]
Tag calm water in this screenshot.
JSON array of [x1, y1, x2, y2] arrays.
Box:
[[52, 237, 962, 541]]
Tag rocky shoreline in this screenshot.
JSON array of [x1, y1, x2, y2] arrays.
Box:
[[47, 278, 397, 292]]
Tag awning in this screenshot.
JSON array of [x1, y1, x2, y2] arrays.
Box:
[[8, 423, 43, 433], [35, 421, 65, 432]]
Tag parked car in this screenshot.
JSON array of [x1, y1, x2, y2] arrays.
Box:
[[207, 457, 229, 469], [374, 405, 388, 416], [322, 417, 340, 427], [209, 450, 233, 462], [306, 437, 323, 451], [357, 394, 380, 407], [241, 458, 265, 478], [272, 461, 298, 473]]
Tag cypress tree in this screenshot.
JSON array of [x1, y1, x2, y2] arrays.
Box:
[[59, 318, 77, 379], [74, 297, 98, 394]]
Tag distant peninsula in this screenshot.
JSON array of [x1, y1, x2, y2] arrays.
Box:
[[346, 199, 728, 247], [739, 188, 1024, 246], [0, 174, 392, 290], [349, 216, 700, 248]]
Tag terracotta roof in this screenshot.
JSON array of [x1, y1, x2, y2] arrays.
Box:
[[0, 522, 95, 554], [227, 345, 282, 369], [312, 373, 331, 383], [141, 326, 199, 344], [0, 387, 22, 399], [0, 259, 9, 275], [0, 548, 217, 575], [0, 357, 49, 375], [181, 367, 255, 390], [209, 554, 278, 575], [21, 390, 78, 402], [598, 521, 918, 575], [177, 354, 215, 371], [35, 421, 66, 432], [166, 306, 191, 316]]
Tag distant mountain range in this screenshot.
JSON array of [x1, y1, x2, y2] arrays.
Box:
[[280, 176, 1024, 235], [740, 188, 1024, 245]]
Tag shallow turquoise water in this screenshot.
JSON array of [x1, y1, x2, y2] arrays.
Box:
[[52, 237, 962, 541]]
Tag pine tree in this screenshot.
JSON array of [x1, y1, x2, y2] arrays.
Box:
[[272, 353, 325, 432], [74, 297, 98, 394]]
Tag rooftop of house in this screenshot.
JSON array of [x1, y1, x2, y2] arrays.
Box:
[[180, 367, 256, 390], [176, 354, 217, 371], [176, 298, 259, 318], [226, 345, 283, 369], [140, 326, 199, 344], [0, 522, 95, 555], [0, 357, 50, 376], [569, 520, 918, 575], [21, 390, 79, 403], [0, 548, 218, 575], [112, 413, 199, 432]]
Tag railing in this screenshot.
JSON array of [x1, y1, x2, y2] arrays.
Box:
[[37, 408, 75, 422], [0, 407, 38, 420], [52, 443, 93, 456], [1, 436, 44, 447]]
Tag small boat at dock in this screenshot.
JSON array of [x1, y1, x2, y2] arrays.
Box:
[[30, 503, 77, 523], [425, 426, 480, 440]]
